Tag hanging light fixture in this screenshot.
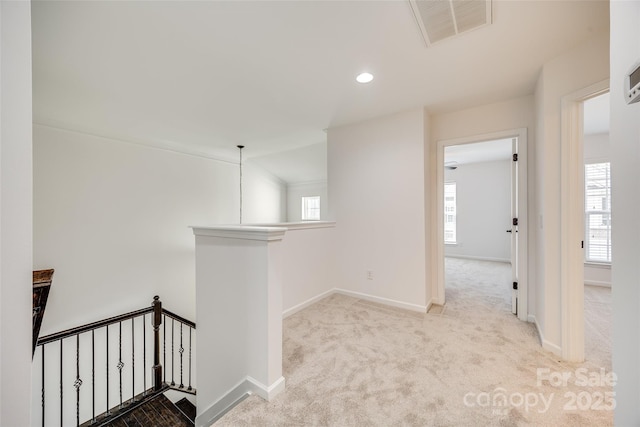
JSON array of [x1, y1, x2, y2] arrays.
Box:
[[237, 145, 244, 224]]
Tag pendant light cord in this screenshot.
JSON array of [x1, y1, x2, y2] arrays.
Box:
[[237, 145, 244, 224]]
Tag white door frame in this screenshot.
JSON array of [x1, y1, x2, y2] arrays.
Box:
[[434, 128, 528, 321], [560, 79, 609, 362]]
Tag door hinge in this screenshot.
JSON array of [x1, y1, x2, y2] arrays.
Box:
[[513, 153, 518, 161], [512, 218, 518, 226], [513, 282, 518, 290]]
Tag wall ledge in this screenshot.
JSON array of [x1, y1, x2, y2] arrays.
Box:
[[190, 225, 287, 241], [584, 262, 611, 269], [249, 221, 336, 231]]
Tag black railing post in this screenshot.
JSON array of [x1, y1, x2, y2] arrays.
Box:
[[152, 296, 163, 392], [41, 345, 45, 427], [179, 323, 184, 389], [188, 327, 193, 392]]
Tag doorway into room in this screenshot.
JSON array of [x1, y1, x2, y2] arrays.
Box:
[[559, 80, 609, 362], [581, 91, 612, 368], [443, 138, 517, 314], [435, 129, 528, 321]]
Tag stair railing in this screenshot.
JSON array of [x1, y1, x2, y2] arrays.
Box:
[[33, 296, 196, 427]]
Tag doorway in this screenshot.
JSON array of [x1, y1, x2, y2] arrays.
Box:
[[443, 139, 516, 313], [435, 129, 528, 321], [582, 92, 612, 368], [559, 80, 608, 362]]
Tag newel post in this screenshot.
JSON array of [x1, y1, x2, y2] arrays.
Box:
[[152, 296, 163, 391]]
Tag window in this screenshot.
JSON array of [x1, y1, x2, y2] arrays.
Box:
[[584, 162, 611, 263], [301, 196, 320, 221], [444, 182, 456, 244]]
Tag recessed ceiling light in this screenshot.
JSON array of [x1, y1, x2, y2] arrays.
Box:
[[356, 72, 374, 83]]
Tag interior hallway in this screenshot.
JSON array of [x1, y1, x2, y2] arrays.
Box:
[[215, 258, 612, 426]]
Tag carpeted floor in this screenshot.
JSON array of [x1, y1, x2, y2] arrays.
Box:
[[584, 284, 611, 371], [215, 258, 613, 426]]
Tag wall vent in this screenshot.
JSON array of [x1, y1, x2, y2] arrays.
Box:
[[409, 0, 492, 46]]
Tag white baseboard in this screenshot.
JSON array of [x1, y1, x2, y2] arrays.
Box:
[[333, 288, 427, 313], [196, 376, 286, 427], [431, 296, 445, 306], [528, 314, 562, 357], [284, 288, 428, 317], [584, 280, 611, 288], [445, 254, 511, 264], [246, 375, 286, 401], [196, 378, 252, 427], [425, 298, 434, 313], [283, 289, 335, 318]]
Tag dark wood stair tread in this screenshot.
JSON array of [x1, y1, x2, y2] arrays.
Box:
[[33, 269, 54, 356], [175, 397, 196, 422]]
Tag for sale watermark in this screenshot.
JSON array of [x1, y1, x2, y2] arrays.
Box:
[[463, 367, 616, 416], [536, 367, 616, 388], [463, 388, 554, 415]]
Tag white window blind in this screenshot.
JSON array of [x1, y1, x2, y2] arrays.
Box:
[[444, 182, 456, 244], [301, 196, 320, 221], [584, 162, 611, 263]]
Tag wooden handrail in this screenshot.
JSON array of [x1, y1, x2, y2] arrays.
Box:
[[37, 307, 153, 345], [34, 296, 197, 426], [163, 308, 196, 329]]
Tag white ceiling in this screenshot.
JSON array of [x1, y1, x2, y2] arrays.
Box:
[[249, 142, 327, 184], [31, 1, 609, 165]]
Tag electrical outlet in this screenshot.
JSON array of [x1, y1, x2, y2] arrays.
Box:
[[366, 270, 374, 280]]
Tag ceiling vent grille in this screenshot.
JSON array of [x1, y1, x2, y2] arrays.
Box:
[[409, 0, 492, 46]]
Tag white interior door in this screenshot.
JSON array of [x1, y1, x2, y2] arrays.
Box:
[[510, 137, 519, 315]]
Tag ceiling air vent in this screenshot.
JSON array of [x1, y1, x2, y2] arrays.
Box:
[[409, 0, 492, 46]]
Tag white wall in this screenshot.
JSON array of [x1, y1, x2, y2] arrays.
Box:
[[280, 224, 335, 316], [0, 2, 33, 425], [328, 109, 428, 310], [193, 227, 285, 426], [444, 159, 511, 262], [431, 96, 536, 310], [584, 132, 610, 161], [534, 30, 609, 350], [243, 165, 287, 224], [33, 125, 286, 336], [610, 0, 640, 423], [286, 181, 328, 222]]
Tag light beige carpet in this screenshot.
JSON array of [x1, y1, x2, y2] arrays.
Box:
[[215, 258, 613, 426], [584, 284, 612, 372]]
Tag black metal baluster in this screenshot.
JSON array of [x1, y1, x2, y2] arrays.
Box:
[[75, 334, 82, 427], [106, 326, 110, 415], [41, 344, 45, 427], [92, 330, 95, 424], [118, 322, 123, 409], [188, 327, 192, 391], [163, 314, 166, 384], [143, 314, 147, 396], [152, 297, 162, 392], [34, 299, 196, 426], [171, 318, 175, 386], [60, 339, 63, 427], [179, 323, 184, 389], [131, 317, 135, 402]]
